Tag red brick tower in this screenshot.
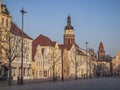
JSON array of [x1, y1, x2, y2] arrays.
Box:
[[98, 42, 105, 60]]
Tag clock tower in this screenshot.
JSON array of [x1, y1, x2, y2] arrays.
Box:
[[64, 15, 75, 44]]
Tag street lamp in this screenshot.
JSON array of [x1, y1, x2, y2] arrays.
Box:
[[61, 49, 64, 81], [20, 7, 27, 85], [85, 41, 88, 79]]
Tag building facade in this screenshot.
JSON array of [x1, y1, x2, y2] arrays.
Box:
[[10, 22, 33, 80], [0, 1, 12, 80], [97, 42, 111, 77], [32, 35, 61, 80], [0, 0, 33, 81], [60, 15, 93, 79], [112, 50, 120, 77]]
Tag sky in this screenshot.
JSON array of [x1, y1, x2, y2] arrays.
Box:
[[2, 0, 120, 57]]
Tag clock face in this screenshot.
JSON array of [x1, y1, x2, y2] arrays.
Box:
[[65, 30, 73, 34]]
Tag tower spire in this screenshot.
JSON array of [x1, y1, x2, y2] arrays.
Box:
[[67, 15, 71, 26], [64, 14, 74, 30], [64, 14, 75, 44]]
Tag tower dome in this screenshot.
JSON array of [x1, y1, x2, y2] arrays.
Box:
[[64, 15, 74, 30]]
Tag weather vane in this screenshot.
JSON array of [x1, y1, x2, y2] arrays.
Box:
[[68, 9, 70, 15]]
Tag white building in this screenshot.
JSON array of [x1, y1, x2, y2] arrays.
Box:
[[11, 22, 33, 80]]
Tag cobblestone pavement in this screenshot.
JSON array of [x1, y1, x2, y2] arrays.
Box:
[[0, 78, 120, 90]]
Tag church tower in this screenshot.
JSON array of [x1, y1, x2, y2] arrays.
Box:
[[64, 15, 75, 44], [98, 42, 105, 60]]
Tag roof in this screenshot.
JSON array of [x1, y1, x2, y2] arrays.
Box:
[[32, 34, 56, 61], [59, 43, 85, 56], [33, 34, 56, 46], [64, 25, 74, 30], [11, 22, 33, 40], [76, 48, 85, 56], [59, 44, 73, 50]]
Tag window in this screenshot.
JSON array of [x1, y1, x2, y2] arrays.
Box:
[[44, 70, 47, 77], [6, 19, 8, 27], [12, 67, 16, 76], [2, 18, 4, 24], [39, 70, 42, 77], [68, 38, 70, 44], [27, 68, 30, 76], [36, 61, 38, 66]]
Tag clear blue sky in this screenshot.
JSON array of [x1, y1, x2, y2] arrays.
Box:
[[3, 0, 120, 57]]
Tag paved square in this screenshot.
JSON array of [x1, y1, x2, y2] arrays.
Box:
[[0, 78, 120, 90]]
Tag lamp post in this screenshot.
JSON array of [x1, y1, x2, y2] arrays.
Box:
[[61, 49, 64, 81], [85, 41, 88, 79], [20, 8, 27, 85]]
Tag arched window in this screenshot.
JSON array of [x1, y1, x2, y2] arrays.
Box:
[[68, 38, 70, 44]]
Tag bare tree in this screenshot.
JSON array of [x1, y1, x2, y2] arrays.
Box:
[[0, 27, 21, 85], [70, 48, 85, 80], [49, 49, 61, 81]]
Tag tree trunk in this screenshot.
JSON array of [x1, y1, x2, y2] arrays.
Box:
[[52, 66, 55, 81], [8, 60, 12, 85], [75, 65, 78, 80]]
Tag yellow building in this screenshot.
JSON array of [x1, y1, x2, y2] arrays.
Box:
[[0, 0, 33, 81], [88, 49, 97, 77], [112, 50, 120, 76], [0, 0, 12, 80], [59, 44, 73, 78], [59, 15, 88, 79], [32, 34, 61, 80], [59, 15, 98, 79]]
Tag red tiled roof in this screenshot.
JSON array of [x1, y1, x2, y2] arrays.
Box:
[[59, 42, 79, 51], [59, 44, 73, 50], [59, 43, 85, 56], [32, 34, 56, 61], [11, 22, 33, 40]]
